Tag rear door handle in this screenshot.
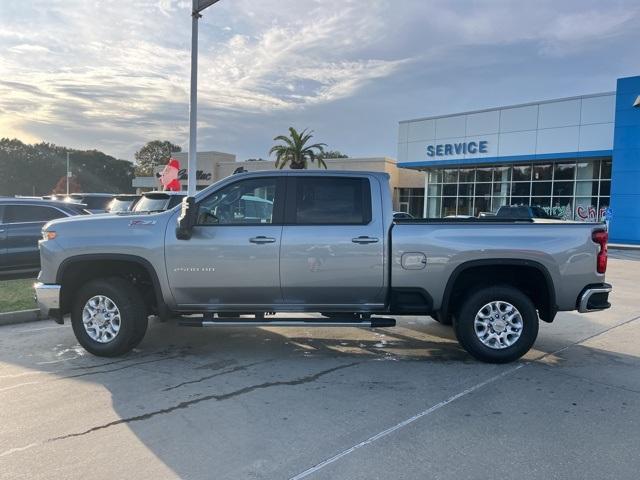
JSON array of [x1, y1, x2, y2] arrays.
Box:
[[249, 236, 276, 244], [352, 236, 379, 244]]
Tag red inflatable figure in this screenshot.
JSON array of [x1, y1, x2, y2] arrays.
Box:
[[158, 158, 182, 192]]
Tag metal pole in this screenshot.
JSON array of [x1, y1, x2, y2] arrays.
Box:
[[66, 152, 70, 195], [187, 1, 200, 196]]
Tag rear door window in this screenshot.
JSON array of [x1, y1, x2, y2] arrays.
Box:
[[4, 205, 67, 223], [289, 177, 371, 225]]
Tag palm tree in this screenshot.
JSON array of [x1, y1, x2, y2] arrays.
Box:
[[269, 127, 328, 169]]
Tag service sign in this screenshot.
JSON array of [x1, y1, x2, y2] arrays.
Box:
[[426, 140, 489, 158]]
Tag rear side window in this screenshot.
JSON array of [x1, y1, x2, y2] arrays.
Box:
[[4, 205, 67, 223], [292, 177, 371, 225]]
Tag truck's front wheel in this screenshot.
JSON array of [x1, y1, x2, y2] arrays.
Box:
[[71, 277, 148, 357], [454, 286, 538, 363]]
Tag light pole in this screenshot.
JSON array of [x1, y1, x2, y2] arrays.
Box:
[[188, 0, 222, 196], [66, 152, 70, 195]]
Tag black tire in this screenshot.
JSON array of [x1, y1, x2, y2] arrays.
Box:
[[71, 277, 148, 357], [453, 285, 538, 363]]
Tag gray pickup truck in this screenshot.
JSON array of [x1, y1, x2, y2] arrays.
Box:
[[35, 171, 611, 363]]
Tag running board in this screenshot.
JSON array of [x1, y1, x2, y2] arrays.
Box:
[[179, 316, 396, 328]]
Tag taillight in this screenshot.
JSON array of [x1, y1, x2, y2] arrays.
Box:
[[592, 230, 608, 274]]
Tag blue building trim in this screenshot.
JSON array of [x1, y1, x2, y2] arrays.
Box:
[[397, 150, 612, 169], [610, 75, 640, 245]]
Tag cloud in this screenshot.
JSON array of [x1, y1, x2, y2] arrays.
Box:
[[0, 0, 638, 162]]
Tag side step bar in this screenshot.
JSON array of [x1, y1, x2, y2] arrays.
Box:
[[179, 316, 396, 328]]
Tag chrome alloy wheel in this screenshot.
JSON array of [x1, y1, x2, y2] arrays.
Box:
[[473, 301, 523, 350], [82, 295, 121, 343]]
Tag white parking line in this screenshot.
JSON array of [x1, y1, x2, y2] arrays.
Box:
[[289, 364, 523, 480], [290, 313, 640, 480]]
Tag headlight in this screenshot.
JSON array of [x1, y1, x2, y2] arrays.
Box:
[[42, 230, 57, 241]]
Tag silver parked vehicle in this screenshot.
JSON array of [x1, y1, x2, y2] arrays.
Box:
[[35, 171, 611, 363]]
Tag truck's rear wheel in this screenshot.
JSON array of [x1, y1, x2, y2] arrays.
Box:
[[453, 286, 538, 363], [71, 277, 148, 357]]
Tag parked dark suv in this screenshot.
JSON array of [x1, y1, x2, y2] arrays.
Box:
[[64, 193, 114, 213], [0, 198, 87, 276]]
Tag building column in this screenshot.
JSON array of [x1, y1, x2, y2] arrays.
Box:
[[610, 75, 640, 244]]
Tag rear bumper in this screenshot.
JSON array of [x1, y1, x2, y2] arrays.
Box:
[[34, 282, 62, 322], [577, 283, 612, 313]]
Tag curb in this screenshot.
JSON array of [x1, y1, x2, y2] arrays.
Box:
[[0, 309, 42, 326]]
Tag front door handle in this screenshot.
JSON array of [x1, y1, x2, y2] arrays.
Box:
[[352, 236, 379, 244], [249, 236, 276, 244]]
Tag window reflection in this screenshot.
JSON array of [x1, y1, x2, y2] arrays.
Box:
[[423, 158, 612, 221]]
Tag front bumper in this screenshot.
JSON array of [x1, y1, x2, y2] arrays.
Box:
[[577, 283, 612, 313], [34, 282, 62, 322]]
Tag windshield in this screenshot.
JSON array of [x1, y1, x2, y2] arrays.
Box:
[[133, 195, 170, 212], [108, 198, 136, 212]]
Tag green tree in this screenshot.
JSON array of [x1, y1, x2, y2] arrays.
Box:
[[0, 138, 135, 196], [134, 140, 181, 176], [269, 127, 327, 170], [317, 150, 348, 159]]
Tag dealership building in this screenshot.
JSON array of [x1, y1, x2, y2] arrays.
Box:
[[397, 75, 640, 244]]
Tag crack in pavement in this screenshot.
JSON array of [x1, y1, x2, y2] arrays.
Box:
[[47, 362, 359, 443], [162, 360, 272, 392]]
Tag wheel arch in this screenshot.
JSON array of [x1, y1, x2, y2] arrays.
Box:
[[57, 254, 167, 317], [440, 259, 558, 323]]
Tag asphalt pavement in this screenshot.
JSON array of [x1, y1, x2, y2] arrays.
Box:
[[1, 250, 639, 479]]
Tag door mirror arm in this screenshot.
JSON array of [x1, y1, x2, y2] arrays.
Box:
[[176, 196, 197, 240]]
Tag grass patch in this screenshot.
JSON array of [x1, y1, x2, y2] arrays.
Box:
[[0, 278, 37, 313]]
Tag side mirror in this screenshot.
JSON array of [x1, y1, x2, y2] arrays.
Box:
[[176, 196, 197, 240]]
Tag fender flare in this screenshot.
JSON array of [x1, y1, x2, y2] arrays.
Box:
[[440, 258, 558, 322], [57, 253, 167, 316]]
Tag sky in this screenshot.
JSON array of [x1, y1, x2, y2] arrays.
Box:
[[1, 0, 639, 162]]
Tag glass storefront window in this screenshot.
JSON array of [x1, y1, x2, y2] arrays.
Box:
[[575, 181, 598, 196], [577, 161, 599, 180], [476, 167, 492, 182], [426, 197, 441, 218], [428, 169, 443, 183], [457, 197, 473, 216], [423, 158, 611, 221], [396, 188, 424, 218], [575, 196, 600, 221], [533, 164, 552, 181], [512, 182, 531, 197], [513, 165, 531, 181], [598, 197, 610, 220], [551, 198, 573, 220], [459, 168, 475, 183], [491, 197, 507, 211], [442, 184, 457, 196], [443, 169, 458, 183], [475, 183, 491, 196], [474, 196, 491, 215], [427, 184, 442, 196], [510, 197, 529, 206], [554, 162, 576, 180], [532, 182, 552, 196], [531, 197, 551, 208], [553, 181, 574, 197], [458, 183, 474, 196], [442, 197, 456, 217], [494, 166, 511, 183], [492, 182, 510, 196]]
